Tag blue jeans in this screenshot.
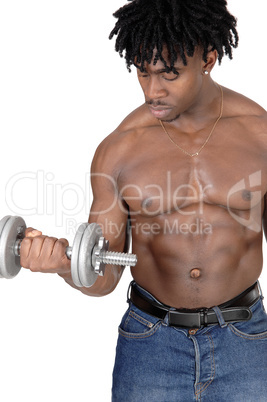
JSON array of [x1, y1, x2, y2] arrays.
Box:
[[112, 282, 267, 401]]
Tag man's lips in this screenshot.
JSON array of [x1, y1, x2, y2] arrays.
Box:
[[148, 106, 172, 119]]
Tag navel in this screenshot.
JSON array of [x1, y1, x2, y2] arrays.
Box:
[[190, 268, 201, 279]]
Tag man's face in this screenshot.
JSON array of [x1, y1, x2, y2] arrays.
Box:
[[137, 47, 205, 122]]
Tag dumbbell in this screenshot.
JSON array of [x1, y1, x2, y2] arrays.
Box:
[[0, 216, 137, 288]]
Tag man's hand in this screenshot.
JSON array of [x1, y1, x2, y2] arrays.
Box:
[[20, 228, 71, 275]]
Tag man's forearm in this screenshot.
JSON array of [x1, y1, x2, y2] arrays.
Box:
[[58, 265, 124, 297]]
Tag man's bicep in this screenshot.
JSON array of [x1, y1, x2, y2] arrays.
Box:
[[89, 177, 129, 253], [88, 135, 130, 251]]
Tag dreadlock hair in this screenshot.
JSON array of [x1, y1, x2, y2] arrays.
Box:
[[109, 0, 239, 73]]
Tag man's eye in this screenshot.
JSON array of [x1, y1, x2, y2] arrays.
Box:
[[162, 74, 179, 81]]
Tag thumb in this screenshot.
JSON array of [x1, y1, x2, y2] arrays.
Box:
[[25, 227, 42, 237]]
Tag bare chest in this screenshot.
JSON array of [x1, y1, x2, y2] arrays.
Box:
[[118, 147, 267, 217]]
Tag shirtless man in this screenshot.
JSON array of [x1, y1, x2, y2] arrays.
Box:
[[20, 1, 267, 400]]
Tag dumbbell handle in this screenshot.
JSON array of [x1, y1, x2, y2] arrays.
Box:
[[14, 240, 137, 267], [65, 245, 137, 267]]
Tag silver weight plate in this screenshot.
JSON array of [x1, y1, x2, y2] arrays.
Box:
[[0, 216, 12, 278], [0, 216, 26, 279], [71, 223, 88, 287], [78, 223, 102, 288]]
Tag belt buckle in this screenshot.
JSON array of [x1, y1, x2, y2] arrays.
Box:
[[168, 310, 203, 328], [199, 308, 209, 326]]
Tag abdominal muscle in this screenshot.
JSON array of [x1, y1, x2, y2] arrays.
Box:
[[130, 206, 263, 309]]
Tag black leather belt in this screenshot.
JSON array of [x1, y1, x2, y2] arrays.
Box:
[[130, 282, 261, 329]]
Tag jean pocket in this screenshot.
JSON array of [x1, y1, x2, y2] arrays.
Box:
[[228, 299, 267, 340], [119, 307, 162, 339], [229, 323, 267, 340]]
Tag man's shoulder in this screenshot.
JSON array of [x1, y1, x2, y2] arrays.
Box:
[[116, 103, 154, 135], [91, 104, 151, 172], [97, 104, 153, 148], [224, 87, 266, 122], [224, 87, 267, 143]]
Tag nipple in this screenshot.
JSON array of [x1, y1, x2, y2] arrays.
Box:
[[190, 268, 201, 279], [242, 190, 253, 201], [141, 198, 153, 210]]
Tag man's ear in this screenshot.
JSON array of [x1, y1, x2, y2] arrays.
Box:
[[202, 49, 218, 74]]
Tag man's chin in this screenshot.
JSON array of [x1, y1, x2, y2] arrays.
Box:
[[161, 114, 180, 123]]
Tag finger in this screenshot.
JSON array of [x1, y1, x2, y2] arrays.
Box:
[[52, 238, 69, 260], [21, 235, 46, 262], [58, 238, 69, 248], [39, 237, 58, 258], [20, 237, 33, 261], [39, 238, 70, 273], [25, 227, 42, 237]]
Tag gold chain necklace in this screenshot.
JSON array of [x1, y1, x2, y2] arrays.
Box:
[[159, 84, 223, 157]]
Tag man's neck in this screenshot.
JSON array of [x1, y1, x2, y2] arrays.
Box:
[[163, 80, 222, 134]]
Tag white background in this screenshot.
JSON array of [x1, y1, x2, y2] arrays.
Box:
[[0, 1, 266, 401]]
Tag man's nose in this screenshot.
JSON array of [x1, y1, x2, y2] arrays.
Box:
[[144, 76, 167, 100]]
